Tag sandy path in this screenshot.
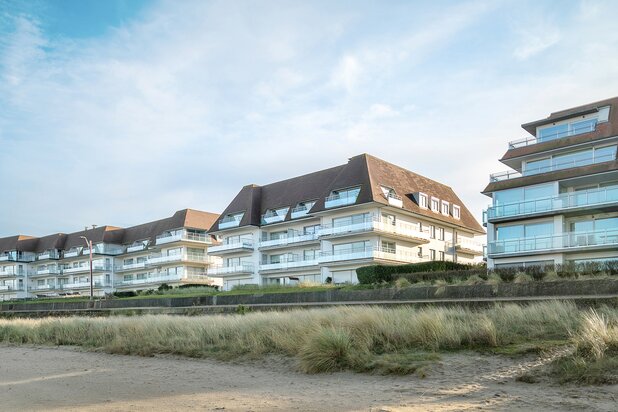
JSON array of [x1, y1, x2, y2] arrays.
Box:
[[0, 346, 616, 411]]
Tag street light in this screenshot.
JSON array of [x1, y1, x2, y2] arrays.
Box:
[[80, 235, 94, 300]]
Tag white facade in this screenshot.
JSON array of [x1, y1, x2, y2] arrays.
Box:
[[0, 223, 222, 301], [209, 203, 484, 291]]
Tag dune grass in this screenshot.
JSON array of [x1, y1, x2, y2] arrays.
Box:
[[0, 301, 616, 381]]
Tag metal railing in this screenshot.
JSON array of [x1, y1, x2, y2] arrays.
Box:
[[488, 228, 618, 256], [508, 122, 597, 149], [490, 151, 616, 182], [487, 186, 618, 221]]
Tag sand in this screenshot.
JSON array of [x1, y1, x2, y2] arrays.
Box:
[[0, 346, 616, 411]]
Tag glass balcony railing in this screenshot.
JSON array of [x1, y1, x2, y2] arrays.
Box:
[[325, 192, 359, 208], [320, 216, 430, 242], [259, 232, 320, 249], [508, 122, 597, 149], [155, 231, 210, 245], [259, 259, 319, 272], [207, 239, 254, 254], [207, 263, 254, 277], [487, 186, 618, 221], [291, 205, 311, 219], [318, 247, 422, 264], [219, 216, 242, 229], [488, 228, 618, 256], [447, 237, 484, 255], [489, 152, 616, 182]]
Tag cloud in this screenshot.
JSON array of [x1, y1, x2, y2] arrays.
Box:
[[513, 22, 561, 60], [1, 0, 618, 237]]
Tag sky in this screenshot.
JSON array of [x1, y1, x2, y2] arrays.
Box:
[[1, 0, 618, 237]]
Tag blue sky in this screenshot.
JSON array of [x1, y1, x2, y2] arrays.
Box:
[[1, 0, 618, 236]]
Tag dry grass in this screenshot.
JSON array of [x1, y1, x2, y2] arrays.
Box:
[[0, 301, 615, 379]]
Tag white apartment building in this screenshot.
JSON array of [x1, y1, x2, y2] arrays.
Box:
[[483, 96, 618, 269], [0, 209, 221, 300], [208, 154, 485, 290]]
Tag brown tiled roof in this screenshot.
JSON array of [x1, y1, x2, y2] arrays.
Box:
[[500, 96, 618, 162], [0, 209, 220, 253], [210, 154, 485, 234]]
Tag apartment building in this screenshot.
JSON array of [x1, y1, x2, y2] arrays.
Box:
[[483, 96, 618, 269], [207, 154, 485, 290], [0, 209, 221, 300]]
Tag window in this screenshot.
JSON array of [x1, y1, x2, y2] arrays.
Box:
[[430, 197, 439, 212], [333, 241, 370, 254], [419, 193, 428, 209], [524, 158, 551, 175], [381, 241, 396, 253], [430, 249, 436, 260], [438, 227, 445, 241], [441, 201, 449, 216], [303, 250, 317, 260], [452, 205, 461, 220], [417, 247, 423, 257], [262, 207, 290, 224], [123, 275, 133, 281], [220, 212, 244, 228], [303, 224, 321, 235], [326, 187, 361, 208], [429, 225, 436, 239], [381, 213, 396, 225], [439, 251, 445, 261]]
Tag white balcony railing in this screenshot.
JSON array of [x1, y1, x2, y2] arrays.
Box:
[[386, 193, 403, 208], [486, 186, 618, 221], [259, 232, 320, 249], [63, 264, 108, 274], [35, 267, 61, 275], [116, 262, 147, 272], [32, 284, 54, 291], [117, 274, 183, 286], [490, 151, 616, 182], [147, 253, 211, 265], [488, 228, 618, 256], [127, 244, 148, 253], [207, 263, 254, 277], [259, 259, 319, 272], [63, 249, 83, 258], [208, 239, 254, 254]]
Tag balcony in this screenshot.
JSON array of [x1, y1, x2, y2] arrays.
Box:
[[155, 231, 211, 245], [449, 237, 484, 255], [259, 233, 319, 249], [117, 274, 183, 287], [325, 192, 359, 209], [261, 213, 286, 225], [487, 186, 618, 222], [207, 239, 254, 255], [490, 151, 616, 182], [62, 281, 109, 290], [37, 250, 60, 260], [320, 217, 430, 243], [488, 228, 618, 257], [386, 193, 403, 208], [319, 247, 421, 264], [0, 268, 24, 277], [207, 263, 254, 277], [63, 249, 83, 258], [63, 264, 108, 274], [35, 267, 61, 276], [32, 284, 54, 291], [127, 244, 148, 253], [0, 253, 35, 262], [219, 215, 242, 229], [116, 262, 147, 272], [508, 122, 597, 149], [259, 259, 319, 272], [291, 205, 312, 219], [147, 253, 212, 265]]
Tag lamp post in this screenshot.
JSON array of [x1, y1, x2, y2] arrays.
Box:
[[80, 236, 94, 300]]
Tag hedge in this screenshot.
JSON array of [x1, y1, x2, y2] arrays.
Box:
[[356, 261, 481, 284]]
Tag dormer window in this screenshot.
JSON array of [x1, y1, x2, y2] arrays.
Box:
[[381, 186, 403, 208], [418, 193, 428, 209], [291, 200, 316, 219], [220, 212, 244, 229], [325, 186, 361, 208], [441, 200, 449, 216], [262, 207, 289, 225], [452, 205, 461, 220], [430, 197, 440, 212]]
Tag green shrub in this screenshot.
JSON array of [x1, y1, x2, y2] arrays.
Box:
[[356, 262, 481, 284]]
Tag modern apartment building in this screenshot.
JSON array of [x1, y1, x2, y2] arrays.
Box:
[[0, 209, 221, 300], [483, 96, 618, 269], [207, 154, 485, 290]]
